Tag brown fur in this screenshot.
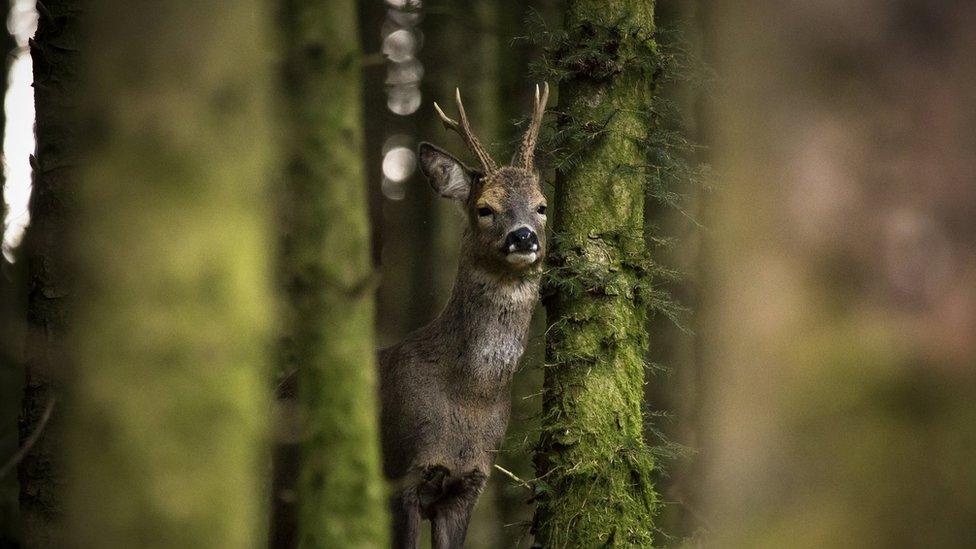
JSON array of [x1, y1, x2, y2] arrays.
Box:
[[380, 145, 546, 548]]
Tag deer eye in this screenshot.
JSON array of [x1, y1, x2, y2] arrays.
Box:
[[537, 205, 547, 215], [477, 207, 494, 218]]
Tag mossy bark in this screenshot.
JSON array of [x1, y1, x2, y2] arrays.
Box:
[[18, 2, 82, 545], [62, 2, 273, 546], [532, 1, 658, 546], [276, 1, 390, 547]]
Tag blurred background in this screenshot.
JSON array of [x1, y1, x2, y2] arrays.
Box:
[[2, 0, 975, 547]]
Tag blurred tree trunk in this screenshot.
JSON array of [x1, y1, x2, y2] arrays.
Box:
[[62, 2, 273, 546], [373, 12, 433, 347], [274, 1, 390, 547], [702, 1, 976, 546], [358, 0, 388, 273], [0, 0, 24, 544], [642, 0, 710, 540], [18, 1, 81, 545], [532, 0, 659, 546]]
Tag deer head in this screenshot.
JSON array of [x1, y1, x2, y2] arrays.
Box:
[[418, 84, 550, 275]]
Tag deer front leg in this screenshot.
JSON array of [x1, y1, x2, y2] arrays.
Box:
[[430, 470, 487, 549], [391, 488, 422, 549]]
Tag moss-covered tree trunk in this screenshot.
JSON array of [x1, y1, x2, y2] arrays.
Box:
[[275, 1, 389, 547], [62, 2, 273, 546], [18, 2, 81, 545], [532, 1, 659, 546]]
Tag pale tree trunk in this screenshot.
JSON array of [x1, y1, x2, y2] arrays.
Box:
[[18, 1, 81, 545], [275, 0, 390, 546], [63, 1, 273, 546], [532, 1, 660, 546], [702, 0, 976, 546]]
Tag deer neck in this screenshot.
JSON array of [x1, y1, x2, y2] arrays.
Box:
[[434, 248, 540, 397]]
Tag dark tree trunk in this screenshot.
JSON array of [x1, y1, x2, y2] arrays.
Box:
[[0, 0, 24, 544], [18, 2, 82, 544]]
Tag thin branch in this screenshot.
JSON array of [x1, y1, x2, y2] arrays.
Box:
[[0, 397, 56, 480], [494, 463, 532, 491]]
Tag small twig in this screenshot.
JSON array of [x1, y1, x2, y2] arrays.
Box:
[[494, 463, 532, 491], [0, 397, 56, 480]]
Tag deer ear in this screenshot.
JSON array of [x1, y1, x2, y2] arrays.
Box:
[[418, 142, 474, 201]]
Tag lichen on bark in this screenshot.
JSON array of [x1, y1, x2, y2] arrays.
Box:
[[532, 1, 660, 547]]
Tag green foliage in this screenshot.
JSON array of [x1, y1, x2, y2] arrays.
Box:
[[523, 9, 711, 197], [543, 231, 688, 332]]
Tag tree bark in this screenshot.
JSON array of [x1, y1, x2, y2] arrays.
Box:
[[62, 2, 273, 546], [532, 1, 659, 546], [18, 2, 82, 544], [0, 0, 24, 544], [276, 1, 390, 547]]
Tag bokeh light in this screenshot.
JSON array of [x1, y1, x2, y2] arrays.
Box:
[[386, 84, 421, 116], [386, 59, 424, 86], [382, 146, 416, 183], [2, 0, 38, 262]]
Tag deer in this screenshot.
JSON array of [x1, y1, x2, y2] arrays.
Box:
[[379, 83, 550, 549]]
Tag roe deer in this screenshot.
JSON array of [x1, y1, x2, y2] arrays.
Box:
[[380, 84, 550, 548]]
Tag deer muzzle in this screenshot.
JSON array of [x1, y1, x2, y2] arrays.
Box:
[[504, 227, 540, 265]]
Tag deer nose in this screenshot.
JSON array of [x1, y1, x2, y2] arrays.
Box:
[[505, 227, 539, 253]]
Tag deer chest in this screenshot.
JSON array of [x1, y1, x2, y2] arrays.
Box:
[[456, 330, 525, 394]]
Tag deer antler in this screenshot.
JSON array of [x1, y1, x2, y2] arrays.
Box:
[[433, 88, 498, 175], [515, 82, 550, 171]]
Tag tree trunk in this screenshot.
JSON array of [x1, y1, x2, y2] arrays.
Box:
[[18, 2, 81, 544], [532, 1, 659, 546], [62, 2, 273, 546], [702, 1, 976, 546], [275, 1, 390, 547], [0, 0, 24, 544]]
